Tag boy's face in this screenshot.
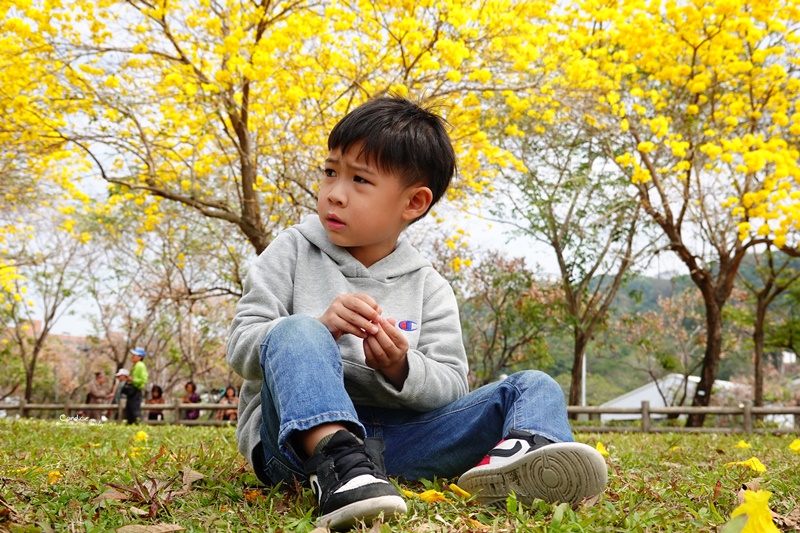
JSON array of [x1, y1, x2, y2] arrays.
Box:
[[318, 143, 431, 267]]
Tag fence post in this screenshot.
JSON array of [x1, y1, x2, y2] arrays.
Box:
[[18, 399, 26, 418], [174, 402, 182, 424], [743, 400, 753, 435], [641, 401, 651, 433]]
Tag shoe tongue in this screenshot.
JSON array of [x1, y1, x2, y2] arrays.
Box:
[[323, 431, 376, 478], [505, 429, 554, 449], [324, 430, 362, 453]]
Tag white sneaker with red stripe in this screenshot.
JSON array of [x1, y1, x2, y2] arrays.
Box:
[[456, 429, 607, 506]]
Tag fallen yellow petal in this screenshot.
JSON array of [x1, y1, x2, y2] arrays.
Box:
[[47, 470, 62, 484], [725, 457, 766, 473], [730, 489, 780, 533], [402, 489, 415, 498], [596, 442, 610, 457], [789, 439, 800, 454], [243, 489, 261, 502], [449, 483, 471, 498], [133, 430, 148, 442], [735, 440, 751, 449], [417, 489, 449, 503]]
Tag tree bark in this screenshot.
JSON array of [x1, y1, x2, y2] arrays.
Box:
[[568, 330, 589, 411], [686, 288, 723, 427], [753, 293, 767, 409]]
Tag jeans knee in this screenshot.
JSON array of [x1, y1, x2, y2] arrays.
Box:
[[506, 370, 565, 400], [266, 314, 329, 347], [262, 314, 339, 367]]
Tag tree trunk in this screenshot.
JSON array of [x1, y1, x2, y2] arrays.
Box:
[[24, 372, 34, 403], [753, 292, 768, 409], [687, 297, 723, 427], [568, 330, 589, 411]]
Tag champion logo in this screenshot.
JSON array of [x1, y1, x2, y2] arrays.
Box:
[[397, 320, 418, 332]]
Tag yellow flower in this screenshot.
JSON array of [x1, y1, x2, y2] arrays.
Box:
[[243, 489, 261, 502], [449, 483, 471, 498], [669, 445, 680, 452], [725, 457, 766, 473], [596, 442, 610, 457], [789, 439, 800, 453], [735, 440, 752, 449], [730, 490, 780, 533], [399, 488, 449, 503], [133, 430, 148, 442], [47, 470, 62, 484]]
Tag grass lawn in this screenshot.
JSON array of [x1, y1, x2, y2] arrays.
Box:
[[1, 418, 799, 532]]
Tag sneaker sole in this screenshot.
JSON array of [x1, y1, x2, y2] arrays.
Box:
[[316, 495, 408, 530], [457, 442, 607, 506]]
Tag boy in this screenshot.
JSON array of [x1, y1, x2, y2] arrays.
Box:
[[227, 96, 607, 529]]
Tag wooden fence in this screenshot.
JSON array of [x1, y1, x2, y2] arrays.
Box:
[[2, 400, 799, 433], [568, 401, 800, 434], [1, 400, 236, 426]]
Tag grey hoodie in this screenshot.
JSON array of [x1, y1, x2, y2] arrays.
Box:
[[227, 216, 469, 468]]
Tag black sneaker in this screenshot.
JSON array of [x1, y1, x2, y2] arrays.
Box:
[[303, 430, 407, 529], [457, 429, 607, 506]]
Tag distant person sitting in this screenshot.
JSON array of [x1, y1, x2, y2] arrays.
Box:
[[218, 386, 239, 421], [182, 381, 201, 420], [146, 385, 166, 421], [86, 371, 112, 421]]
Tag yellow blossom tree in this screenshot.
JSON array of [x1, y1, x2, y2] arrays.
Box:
[[1, 0, 94, 308], [14, 0, 555, 255], [516, 0, 800, 425]]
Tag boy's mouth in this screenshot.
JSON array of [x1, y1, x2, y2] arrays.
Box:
[[326, 213, 345, 230]]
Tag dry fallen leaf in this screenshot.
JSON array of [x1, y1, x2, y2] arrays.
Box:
[[92, 488, 131, 504], [737, 480, 762, 505], [582, 493, 603, 507], [181, 468, 204, 492], [771, 507, 800, 529], [116, 524, 185, 533]]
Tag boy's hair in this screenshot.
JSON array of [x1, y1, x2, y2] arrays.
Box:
[[327, 96, 456, 217]]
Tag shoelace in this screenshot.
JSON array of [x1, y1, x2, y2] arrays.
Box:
[[327, 442, 379, 481]]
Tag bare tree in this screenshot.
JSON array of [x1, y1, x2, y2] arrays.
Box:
[[490, 118, 651, 406], [1, 212, 95, 401], [459, 253, 560, 387], [85, 204, 242, 398], [736, 249, 800, 409]]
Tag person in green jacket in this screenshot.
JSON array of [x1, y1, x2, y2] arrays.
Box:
[[119, 347, 148, 424]]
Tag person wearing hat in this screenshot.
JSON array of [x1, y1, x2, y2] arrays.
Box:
[[118, 348, 149, 424]]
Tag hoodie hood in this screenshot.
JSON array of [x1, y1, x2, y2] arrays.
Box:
[[293, 215, 431, 281]]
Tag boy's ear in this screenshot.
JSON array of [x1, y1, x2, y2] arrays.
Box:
[[402, 186, 433, 221]]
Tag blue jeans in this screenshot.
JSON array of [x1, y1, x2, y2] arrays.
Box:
[[256, 315, 574, 485]]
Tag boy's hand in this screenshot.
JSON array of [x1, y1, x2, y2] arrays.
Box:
[[318, 293, 382, 341], [363, 317, 409, 389]]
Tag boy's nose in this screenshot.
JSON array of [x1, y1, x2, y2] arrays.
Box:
[[326, 183, 347, 206]]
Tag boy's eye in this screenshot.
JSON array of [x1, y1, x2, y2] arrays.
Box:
[[353, 176, 369, 184], [324, 168, 336, 177]]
